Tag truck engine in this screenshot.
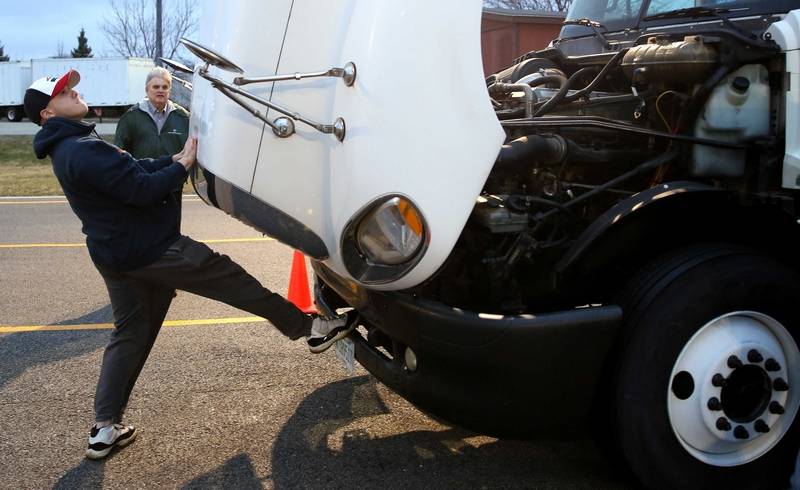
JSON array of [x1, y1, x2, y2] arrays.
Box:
[[417, 22, 792, 315]]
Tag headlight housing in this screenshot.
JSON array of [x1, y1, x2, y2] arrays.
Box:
[[342, 195, 428, 284], [357, 197, 424, 265]]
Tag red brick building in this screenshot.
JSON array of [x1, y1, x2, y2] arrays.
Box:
[[481, 8, 566, 75]]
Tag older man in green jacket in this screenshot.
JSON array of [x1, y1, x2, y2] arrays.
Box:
[[116, 67, 191, 223], [115, 67, 190, 158]]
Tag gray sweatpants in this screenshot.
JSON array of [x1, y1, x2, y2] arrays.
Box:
[[93, 236, 312, 423]]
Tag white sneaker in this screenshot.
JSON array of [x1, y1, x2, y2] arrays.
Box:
[[307, 312, 357, 354], [86, 423, 137, 460]]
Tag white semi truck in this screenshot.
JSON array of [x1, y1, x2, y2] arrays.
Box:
[[181, 1, 800, 488], [29, 57, 155, 119]]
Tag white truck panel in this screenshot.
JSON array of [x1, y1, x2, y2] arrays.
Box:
[[0, 62, 31, 106], [190, 0, 293, 192], [767, 9, 800, 189], [31, 58, 155, 107]]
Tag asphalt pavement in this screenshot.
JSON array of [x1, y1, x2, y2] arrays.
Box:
[[0, 196, 632, 489]]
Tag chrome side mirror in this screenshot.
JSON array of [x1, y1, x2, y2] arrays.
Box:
[[159, 57, 193, 75], [159, 57, 194, 91], [179, 38, 244, 74]]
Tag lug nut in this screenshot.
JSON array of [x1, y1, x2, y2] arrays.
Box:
[[748, 349, 764, 363], [727, 355, 743, 369], [716, 417, 732, 431], [774, 378, 790, 392], [769, 401, 785, 415], [754, 419, 770, 433], [734, 425, 750, 439], [712, 373, 727, 387], [765, 358, 781, 372], [707, 397, 722, 411]]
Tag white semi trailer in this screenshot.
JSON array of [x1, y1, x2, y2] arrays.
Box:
[[0, 61, 31, 122], [30, 57, 155, 118]]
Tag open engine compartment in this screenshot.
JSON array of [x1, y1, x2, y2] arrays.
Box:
[[410, 9, 798, 314]]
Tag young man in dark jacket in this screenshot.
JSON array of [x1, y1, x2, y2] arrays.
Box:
[[25, 70, 355, 460]]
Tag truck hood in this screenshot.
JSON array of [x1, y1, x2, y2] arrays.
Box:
[[188, 0, 505, 290]]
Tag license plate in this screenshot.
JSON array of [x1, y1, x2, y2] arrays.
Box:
[[334, 337, 356, 375]]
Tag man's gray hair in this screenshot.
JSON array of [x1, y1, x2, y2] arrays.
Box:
[[146, 67, 172, 86]]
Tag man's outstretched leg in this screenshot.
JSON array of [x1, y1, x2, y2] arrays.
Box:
[[126, 237, 357, 353]]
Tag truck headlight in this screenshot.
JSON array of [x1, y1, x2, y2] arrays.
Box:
[[356, 197, 424, 265], [342, 195, 428, 284]]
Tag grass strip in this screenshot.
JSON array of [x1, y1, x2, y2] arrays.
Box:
[[0, 135, 193, 196]]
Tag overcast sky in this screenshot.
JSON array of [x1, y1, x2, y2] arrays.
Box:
[[2, 1, 118, 59]]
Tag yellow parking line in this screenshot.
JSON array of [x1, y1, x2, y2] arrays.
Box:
[[0, 316, 266, 333], [0, 200, 70, 205], [0, 198, 204, 205], [0, 243, 84, 248], [199, 238, 274, 244], [0, 237, 274, 249]]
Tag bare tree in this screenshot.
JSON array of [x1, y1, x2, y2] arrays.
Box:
[[100, 0, 198, 60], [484, 0, 573, 12], [53, 41, 69, 59]]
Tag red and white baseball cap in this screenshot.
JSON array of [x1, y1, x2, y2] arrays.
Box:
[[23, 69, 81, 125]]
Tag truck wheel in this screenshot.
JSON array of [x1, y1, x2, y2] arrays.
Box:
[[614, 244, 800, 490], [6, 106, 23, 122]]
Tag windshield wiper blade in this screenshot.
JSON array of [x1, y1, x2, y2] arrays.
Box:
[[642, 6, 750, 22], [562, 18, 611, 48], [642, 6, 756, 40]]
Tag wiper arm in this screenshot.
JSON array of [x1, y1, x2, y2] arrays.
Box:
[[643, 6, 751, 21], [643, 6, 750, 22], [642, 6, 754, 39], [562, 18, 611, 49]]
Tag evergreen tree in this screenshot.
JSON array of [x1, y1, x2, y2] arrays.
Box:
[[71, 28, 93, 58], [0, 42, 9, 62]]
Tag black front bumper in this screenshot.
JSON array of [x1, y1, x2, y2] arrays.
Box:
[[313, 262, 623, 437]]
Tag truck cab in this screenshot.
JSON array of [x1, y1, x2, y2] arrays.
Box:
[[185, 1, 800, 487]]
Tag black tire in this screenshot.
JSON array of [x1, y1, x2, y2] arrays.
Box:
[[613, 244, 800, 490], [6, 106, 23, 122]]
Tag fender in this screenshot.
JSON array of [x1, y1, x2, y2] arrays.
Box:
[[555, 181, 800, 291]]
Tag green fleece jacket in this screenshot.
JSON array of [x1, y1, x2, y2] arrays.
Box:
[[114, 102, 190, 159]]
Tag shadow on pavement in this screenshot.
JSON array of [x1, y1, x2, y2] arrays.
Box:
[[182, 453, 263, 490], [268, 375, 630, 489], [52, 459, 105, 490], [0, 304, 113, 390]]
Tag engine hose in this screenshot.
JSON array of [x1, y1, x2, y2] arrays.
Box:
[[562, 48, 629, 104], [495, 134, 567, 170], [529, 74, 569, 118], [530, 67, 597, 118], [534, 149, 679, 222], [500, 116, 748, 149]]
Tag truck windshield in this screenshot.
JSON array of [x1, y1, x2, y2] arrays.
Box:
[[565, 0, 644, 28], [562, 0, 799, 39]]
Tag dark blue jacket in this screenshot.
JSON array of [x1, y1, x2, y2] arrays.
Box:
[[33, 117, 188, 271]]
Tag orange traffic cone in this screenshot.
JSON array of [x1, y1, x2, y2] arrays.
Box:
[[287, 250, 317, 313]]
